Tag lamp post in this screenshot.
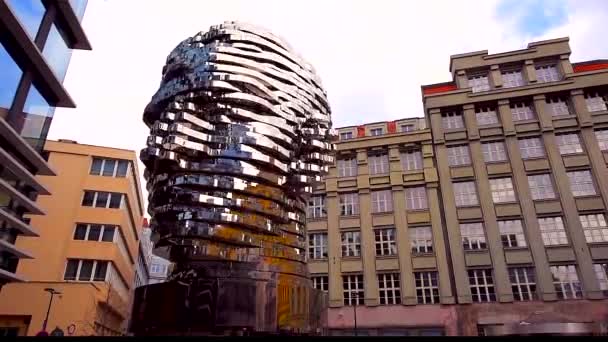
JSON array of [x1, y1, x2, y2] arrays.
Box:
[[352, 292, 358, 336], [42, 288, 61, 332]]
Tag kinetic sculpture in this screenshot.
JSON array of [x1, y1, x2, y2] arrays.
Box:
[[131, 21, 334, 335]]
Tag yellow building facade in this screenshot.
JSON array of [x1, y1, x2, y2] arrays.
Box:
[[0, 140, 144, 336]]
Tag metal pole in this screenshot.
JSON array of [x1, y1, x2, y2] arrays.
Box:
[[42, 292, 55, 332]]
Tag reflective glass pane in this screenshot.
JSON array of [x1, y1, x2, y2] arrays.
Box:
[[69, 0, 88, 21], [87, 225, 101, 241], [43, 24, 72, 82], [73, 224, 87, 240], [101, 226, 115, 242], [95, 192, 108, 208], [6, 0, 46, 40], [90, 158, 102, 175], [93, 261, 107, 281], [81, 191, 94, 206], [78, 260, 93, 280], [0, 43, 23, 109], [64, 260, 78, 280], [102, 160, 115, 176], [116, 160, 129, 177], [109, 193, 122, 208]]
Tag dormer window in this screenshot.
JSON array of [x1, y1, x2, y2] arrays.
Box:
[[502, 69, 525, 88], [340, 132, 353, 140], [468, 74, 490, 93], [535, 64, 560, 83], [370, 128, 383, 136]]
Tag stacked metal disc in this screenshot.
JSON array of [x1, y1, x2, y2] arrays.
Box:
[[137, 21, 334, 333]]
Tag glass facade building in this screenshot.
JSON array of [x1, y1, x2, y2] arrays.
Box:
[[0, 0, 90, 287]]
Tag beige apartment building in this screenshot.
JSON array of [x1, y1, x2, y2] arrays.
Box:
[[308, 37, 608, 336], [0, 140, 144, 336]]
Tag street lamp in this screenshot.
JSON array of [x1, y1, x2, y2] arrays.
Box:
[[42, 288, 62, 332], [352, 292, 359, 336]]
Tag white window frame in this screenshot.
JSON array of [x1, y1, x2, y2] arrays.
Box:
[[339, 193, 359, 216], [489, 177, 516, 203], [460, 223, 487, 250], [378, 273, 401, 305], [550, 265, 582, 299], [482, 141, 507, 162], [341, 231, 361, 257], [468, 269, 496, 302], [64, 259, 109, 282], [594, 264, 608, 296], [370, 128, 384, 136], [401, 124, 414, 132], [442, 111, 464, 130], [518, 137, 545, 159], [594, 129, 608, 151], [447, 145, 471, 166], [527, 174, 556, 200], [307, 195, 326, 219], [371, 190, 393, 213], [498, 220, 527, 248], [401, 150, 423, 171], [538, 217, 568, 246], [337, 157, 357, 177], [405, 186, 428, 210], [502, 70, 525, 88], [453, 181, 479, 207], [556, 133, 583, 155], [340, 132, 353, 140], [509, 267, 537, 301], [312, 275, 329, 292], [90, 157, 131, 178], [546, 96, 571, 117], [468, 74, 491, 93], [409, 226, 433, 254], [368, 153, 389, 175], [82, 191, 124, 209], [73, 223, 116, 243], [308, 233, 328, 259], [585, 91, 608, 112], [510, 101, 536, 121], [567, 170, 597, 197], [343, 274, 364, 305], [375, 228, 397, 256], [535, 64, 560, 83], [579, 213, 608, 243], [414, 271, 440, 304], [475, 106, 499, 126]]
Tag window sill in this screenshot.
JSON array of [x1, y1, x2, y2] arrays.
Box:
[[337, 175, 358, 180], [503, 246, 528, 251], [551, 114, 577, 120], [513, 119, 539, 125], [468, 79, 574, 97], [560, 152, 586, 157], [464, 249, 489, 253], [307, 217, 328, 222], [587, 241, 608, 247], [372, 212, 394, 216], [532, 198, 559, 203], [340, 215, 360, 219], [572, 194, 601, 200], [405, 208, 430, 213], [444, 128, 466, 133], [309, 258, 328, 263], [494, 201, 519, 205], [478, 123, 502, 129], [341, 256, 362, 260], [375, 255, 398, 260], [412, 252, 435, 257], [545, 244, 571, 248], [590, 109, 608, 116]]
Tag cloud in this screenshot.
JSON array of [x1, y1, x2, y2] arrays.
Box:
[[47, 0, 608, 216]]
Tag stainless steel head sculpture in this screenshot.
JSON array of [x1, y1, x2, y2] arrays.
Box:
[[133, 21, 334, 335]]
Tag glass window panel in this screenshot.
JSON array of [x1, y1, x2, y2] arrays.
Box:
[[73, 224, 87, 240], [42, 24, 72, 83], [82, 191, 95, 206], [95, 192, 109, 208], [93, 261, 108, 281], [78, 260, 94, 281], [64, 259, 78, 280], [102, 159, 116, 177], [116, 160, 129, 177], [0, 43, 23, 109], [109, 193, 122, 208], [6, 0, 46, 39], [90, 158, 103, 175], [69, 0, 88, 21], [87, 225, 101, 241], [102, 226, 115, 242]]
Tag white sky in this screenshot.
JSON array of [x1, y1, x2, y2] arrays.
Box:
[[48, 0, 608, 216]]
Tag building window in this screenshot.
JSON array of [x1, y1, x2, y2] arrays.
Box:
[[340, 132, 353, 140], [453, 181, 479, 207], [150, 264, 166, 274], [442, 111, 464, 130], [538, 217, 568, 246], [74, 223, 116, 242], [308, 233, 328, 259], [594, 129, 608, 151], [546, 96, 571, 117], [341, 231, 361, 257], [307, 195, 326, 219], [460, 223, 487, 250], [510, 101, 536, 121], [368, 153, 389, 175], [339, 193, 359, 216], [482, 141, 507, 162], [518, 137, 545, 159], [585, 91, 608, 112], [468, 269, 496, 302], [82, 191, 124, 209], [579, 213, 608, 243], [410, 226, 433, 254], [535, 64, 560, 83], [312, 275, 329, 292], [502, 70, 525, 88], [498, 220, 527, 248], [527, 174, 556, 200], [509, 267, 537, 301], [476, 106, 499, 126], [414, 271, 440, 304], [378, 273, 401, 305], [64, 259, 109, 282], [556, 133, 583, 155], [550, 265, 582, 299], [371, 190, 393, 213], [489, 177, 516, 203], [90, 158, 130, 178], [375, 228, 397, 256], [405, 186, 428, 210], [370, 128, 383, 136], [343, 274, 364, 305], [337, 157, 357, 177], [401, 150, 422, 171], [567, 170, 597, 197], [468, 75, 491, 93], [447, 145, 471, 166], [401, 124, 414, 132], [594, 264, 608, 296]]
